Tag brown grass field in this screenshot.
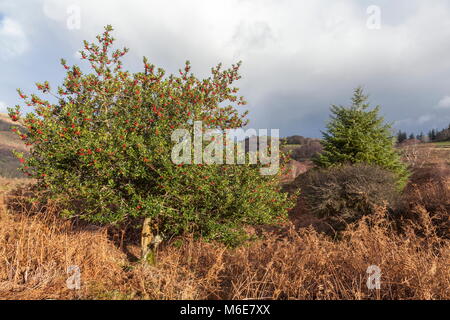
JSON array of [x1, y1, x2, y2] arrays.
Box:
[[0, 133, 449, 299]]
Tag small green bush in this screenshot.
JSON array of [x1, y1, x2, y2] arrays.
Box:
[[298, 164, 399, 232]]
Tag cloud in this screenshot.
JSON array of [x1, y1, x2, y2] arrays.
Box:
[[396, 113, 450, 131], [0, 17, 29, 60], [232, 20, 275, 53], [2, 0, 450, 136], [73, 50, 82, 60], [436, 96, 450, 109], [417, 114, 435, 124], [0, 101, 7, 113], [42, 0, 72, 22]]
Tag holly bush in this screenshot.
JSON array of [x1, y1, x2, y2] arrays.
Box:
[[8, 26, 294, 246]]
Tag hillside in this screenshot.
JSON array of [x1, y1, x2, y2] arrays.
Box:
[[0, 113, 28, 178]]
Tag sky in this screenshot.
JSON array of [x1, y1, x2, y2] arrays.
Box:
[[1, 0, 450, 138]]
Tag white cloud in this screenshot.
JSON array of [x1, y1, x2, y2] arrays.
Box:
[[0, 17, 29, 60], [0, 101, 7, 113], [74, 50, 82, 60], [417, 114, 435, 124], [3, 0, 450, 135], [42, 0, 72, 22], [396, 113, 447, 129], [436, 96, 450, 109]]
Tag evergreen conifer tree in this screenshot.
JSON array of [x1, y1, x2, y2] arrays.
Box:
[[314, 87, 409, 188]]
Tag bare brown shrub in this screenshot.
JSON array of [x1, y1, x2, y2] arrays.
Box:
[[294, 164, 399, 233], [397, 163, 450, 239], [291, 140, 323, 161]]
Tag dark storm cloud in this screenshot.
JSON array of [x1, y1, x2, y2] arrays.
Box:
[[1, 0, 450, 137]]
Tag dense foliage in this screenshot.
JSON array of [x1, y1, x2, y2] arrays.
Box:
[[8, 26, 294, 246], [298, 164, 399, 232], [314, 87, 409, 188]]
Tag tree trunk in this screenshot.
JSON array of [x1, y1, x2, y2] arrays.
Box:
[[141, 217, 154, 264]]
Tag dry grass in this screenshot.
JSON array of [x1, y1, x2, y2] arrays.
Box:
[[0, 182, 127, 299], [0, 178, 449, 300], [130, 212, 448, 300], [1, 143, 449, 300], [401, 143, 450, 167]]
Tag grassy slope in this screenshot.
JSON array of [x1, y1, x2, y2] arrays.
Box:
[[433, 140, 450, 147], [0, 113, 28, 178]]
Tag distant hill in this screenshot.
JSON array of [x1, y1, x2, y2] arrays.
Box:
[[0, 113, 28, 178], [280, 135, 323, 161]]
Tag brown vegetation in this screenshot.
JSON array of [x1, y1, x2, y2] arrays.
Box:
[[0, 131, 448, 300], [293, 164, 400, 233], [280, 159, 313, 183], [0, 175, 449, 300], [396, 163, 450, 239]]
